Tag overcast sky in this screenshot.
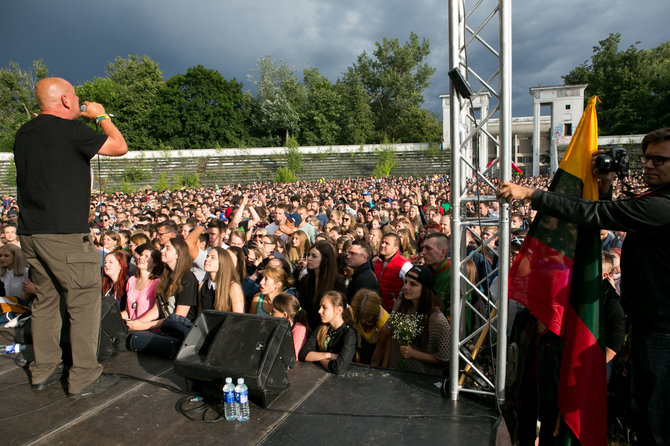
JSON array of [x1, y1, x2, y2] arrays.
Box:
[[3, 0, 669, 119]]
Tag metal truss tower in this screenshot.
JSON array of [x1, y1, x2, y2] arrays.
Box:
[[448, 0, 512, 404]]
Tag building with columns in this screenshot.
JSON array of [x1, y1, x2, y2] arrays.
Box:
[[441, 84, 588, 176]]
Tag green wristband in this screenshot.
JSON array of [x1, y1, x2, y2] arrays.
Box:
[[95, 114, 110, 126]]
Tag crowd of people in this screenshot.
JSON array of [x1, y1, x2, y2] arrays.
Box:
[[1, 170, 635, 379], [7, 163, 664, 444], [2, 167, 526, 372], [7, 79, 667, 444]]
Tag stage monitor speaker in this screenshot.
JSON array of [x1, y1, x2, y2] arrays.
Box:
[[174, 310, 296, 407]]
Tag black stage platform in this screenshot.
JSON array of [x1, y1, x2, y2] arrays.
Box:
[[1, 349, 498, 445]]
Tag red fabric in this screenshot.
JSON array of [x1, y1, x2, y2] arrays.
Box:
[[508, 235, 573, 336], [558, 305, 607, 446], [374, 252, 409, 311]]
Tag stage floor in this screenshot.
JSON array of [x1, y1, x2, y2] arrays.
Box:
[[1, 348, 498, 445]]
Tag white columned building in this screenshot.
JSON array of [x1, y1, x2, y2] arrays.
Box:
[[441, 84, 588, 176]]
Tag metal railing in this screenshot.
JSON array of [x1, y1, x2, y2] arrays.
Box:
[[448, 0, 511, 405]]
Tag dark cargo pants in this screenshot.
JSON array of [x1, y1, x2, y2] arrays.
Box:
[[20, 233, 103, 394]]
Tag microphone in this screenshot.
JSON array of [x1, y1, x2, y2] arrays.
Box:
[[80, 104, 117, 118]]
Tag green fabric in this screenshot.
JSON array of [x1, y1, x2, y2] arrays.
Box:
[[433, 257, 451, 313]]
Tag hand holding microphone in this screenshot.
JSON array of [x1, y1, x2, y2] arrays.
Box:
[[80, 102, 116, 126], [79, 101, 105, 118]]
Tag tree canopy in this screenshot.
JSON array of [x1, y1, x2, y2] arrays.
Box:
[[0, 34, 442, 152], [351, 32, 437, 142], [0, 60, 47, 152], [149, 65, 246, 149], [563, 33, 670, 135], [77, 55, 164, 149], [247, 56, 303, 147]]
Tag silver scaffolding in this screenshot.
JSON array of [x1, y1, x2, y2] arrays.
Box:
[[448, 0, 511, 404]]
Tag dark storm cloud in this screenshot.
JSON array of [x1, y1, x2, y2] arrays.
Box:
[[2, 0, 669, 120]]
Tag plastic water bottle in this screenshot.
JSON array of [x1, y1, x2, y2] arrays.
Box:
[[1, 343, 24, 354], [235, 378, 250, 421], [223, 377, 238, 421]]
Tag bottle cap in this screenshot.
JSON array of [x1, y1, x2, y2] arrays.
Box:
[[225, 377, 232, 383], [237, 378, 244, 384]]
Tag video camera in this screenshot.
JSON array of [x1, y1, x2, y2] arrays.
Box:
[[594, 146, 629, 174]]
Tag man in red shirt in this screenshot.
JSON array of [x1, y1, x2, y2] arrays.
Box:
[[373, 233, 412, 311]]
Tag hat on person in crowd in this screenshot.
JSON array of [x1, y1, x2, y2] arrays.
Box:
[[405, 264, 435, 289], [285, 212, 302, 227], [7, 209, 18, 217]]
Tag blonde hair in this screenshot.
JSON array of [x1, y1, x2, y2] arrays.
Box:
[[262, 265, 289, 293], [351, 289, 381, 324], [287, 230, 311, 264], [0, 244, 28, 277], [211, 247, 241, 312]]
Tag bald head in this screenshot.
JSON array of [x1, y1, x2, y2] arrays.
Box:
[[36, 77, 79, 119]]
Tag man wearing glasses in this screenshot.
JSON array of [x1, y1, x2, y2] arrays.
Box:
[[155, 221, 177, 248], [498, 128, 670, 445]]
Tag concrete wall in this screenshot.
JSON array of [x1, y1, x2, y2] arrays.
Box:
[[0, 143, 450, 195]]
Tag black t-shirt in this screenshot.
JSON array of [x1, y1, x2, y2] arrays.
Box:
[[200, 277, 215, 311], [175, 271, 199, 321], [13, 115, 107, 234]]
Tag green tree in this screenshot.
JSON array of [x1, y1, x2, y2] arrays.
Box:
[[76, 77, 124, 108], [563, 33, 670, 135], [335, 69, 374, 145], [396, 105, 442, 143], [351, 33, 437, 142], [84, 55, 164, 150], [247, 56, 304, 146], [0, 59, 48, 152], [149, 65, 246, 149], [299, 67, 341, 146]]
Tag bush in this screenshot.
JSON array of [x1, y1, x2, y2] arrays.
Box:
[[285, 136, 303, 174], [121, 166, 150, 183], [119, 179, 135, 195], [275, 166, 297, 183], [173, 172, 200, 189], [155, 173, 169, 191], [2, 161, 16, 186], [372, 145, 397, 178]]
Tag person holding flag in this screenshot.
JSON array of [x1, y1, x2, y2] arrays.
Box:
[[499, 117, 670, 445]]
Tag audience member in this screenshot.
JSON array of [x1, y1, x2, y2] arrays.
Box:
[[299, 291, 357, 375]]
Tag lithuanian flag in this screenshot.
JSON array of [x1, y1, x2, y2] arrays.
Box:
[[508, 96, 606, 445]]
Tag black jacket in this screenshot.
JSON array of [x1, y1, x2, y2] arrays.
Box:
[[603, 279, 625, 353], [532, 184, 670, 332], [298, 322, 357, 374], [346, 261, 381, 303]]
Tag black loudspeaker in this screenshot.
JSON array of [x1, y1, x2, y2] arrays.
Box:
[[174, 310, 296, 407], [61, 294, 128, 363]]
